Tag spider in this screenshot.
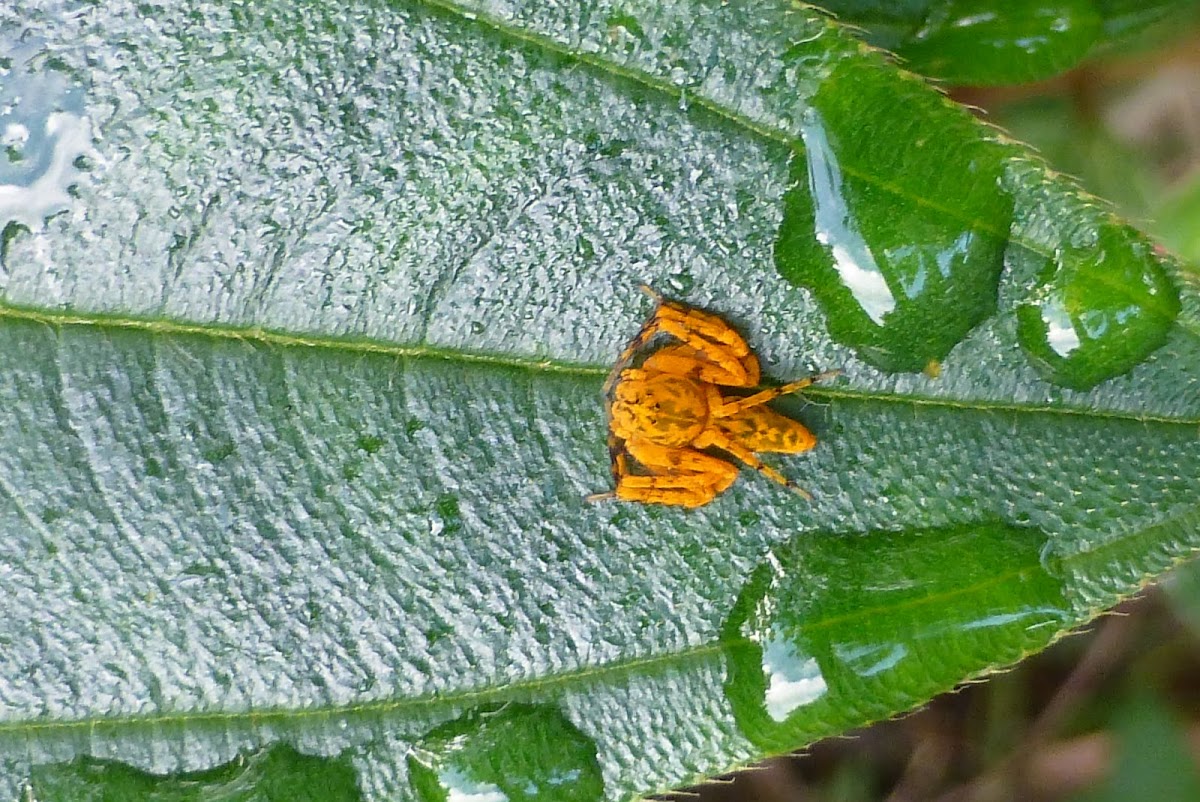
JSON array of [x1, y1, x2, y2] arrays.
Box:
[[587, 286, 839, 508]]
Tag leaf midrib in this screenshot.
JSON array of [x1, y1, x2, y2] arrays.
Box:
[[4, 2, 1193, 411], [5, 0, 1199, 745], [4, 305, 1197, 425], [7, 499, 1198, 741]]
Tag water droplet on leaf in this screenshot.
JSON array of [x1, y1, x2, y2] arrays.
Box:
[[1015, 228, 1180, 390], [723, 522, 1067, 751], [408, 704, 605, 802], [775, 64, 1013, 373]]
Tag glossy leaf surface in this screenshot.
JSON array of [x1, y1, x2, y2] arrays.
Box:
[[28, 745, 361, 802], [1, 1, 1198, 801]]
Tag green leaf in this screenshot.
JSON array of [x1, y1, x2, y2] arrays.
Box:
[[967, 89, 1200, 303], [1, 2, 1198, 801], [814, 0, 1191, 85], [406, 704, 605, 801], [722, 522, 1071, 752], [28, 744, 361, 802]]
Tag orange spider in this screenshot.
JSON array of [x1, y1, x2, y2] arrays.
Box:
[[587, 287, 839, 508]]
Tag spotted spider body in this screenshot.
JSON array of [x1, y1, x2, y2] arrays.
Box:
[[589, 288, 837, 508]]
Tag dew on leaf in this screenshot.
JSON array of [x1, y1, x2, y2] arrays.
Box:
[[0, 35, 91, 238], [181, 561, 221, 578], [423, 620, 453, 647], [722, 521, 1067, 751], [896, 0, 1102, 85], [1014, 228, 1181, 390], [605, 12, 645, 39], [775, 63, 1014, 373], [666, 269, 695, 294], [201, 441, 236, 464], [27, 744, 362, 802], [407, 703, 605, 802], [355, 434, 385, 453], [435, 494, 462, 534]]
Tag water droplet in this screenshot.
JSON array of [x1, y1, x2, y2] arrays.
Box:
[[200, 441, 236, 464], [0, 36, 92, 239], [722, 522, 1067, 751], [605, 12, 645, 41], [1015, 229, 1181, 389], [27, 745, 360, 800], [423, 620, 453, 647], [408, 704, 605, 802], [775, 64, 1013, 373]]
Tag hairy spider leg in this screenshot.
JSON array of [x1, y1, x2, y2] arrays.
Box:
[[601, 286, 683, 395], [694, 428, 814, 500], [713, 369, 842, 418], [642, 343, 760, 388], [603, 286, 759, 394], [648, 309, 758, 386], [595, 476, 719, 508], [638, 285, 752, 356], [586, 439, 739, 508]]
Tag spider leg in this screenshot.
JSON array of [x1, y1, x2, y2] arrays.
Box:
[[586, 438, 739, 508], [694, 428, 813, 500], [602, 302, 672, 396], [713, 369, 841, 418], [642, 344, 760, 388], [585, 432, 648, 505], [623, 439, 739, 485], [649, 309, 759, 386], [640, 285, 751, 355], [604, 287, 759, 392], [603, 476, 721, 508]]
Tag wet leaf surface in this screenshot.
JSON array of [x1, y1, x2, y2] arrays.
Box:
[[1, 1, 1198, 800]]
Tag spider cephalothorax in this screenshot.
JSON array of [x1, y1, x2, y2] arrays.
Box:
[[588, 287, 838, 508]]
